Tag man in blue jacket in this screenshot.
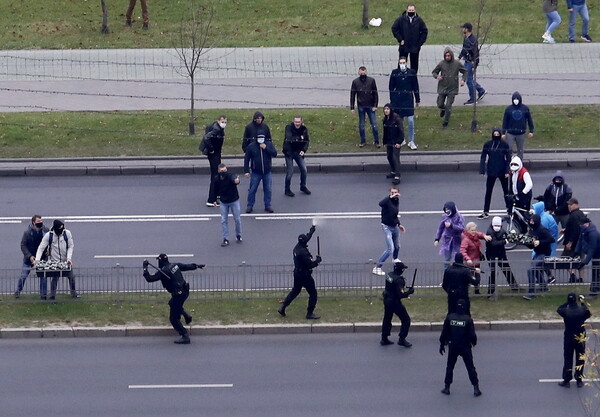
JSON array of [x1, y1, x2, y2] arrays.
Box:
[[244, 135, 277, 213]]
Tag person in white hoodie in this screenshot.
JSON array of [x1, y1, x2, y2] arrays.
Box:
[[35, 219, 78, 300], [509, 156, 533, 212]]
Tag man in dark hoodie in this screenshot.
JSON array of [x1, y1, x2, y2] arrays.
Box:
[[350, 66, 380, 147], [389, 57, 420, 150], [244, 134, 277, 213], [576, 217, 600, 297], [502, 92, 535, 160], [15, 215, 49, 299], [478, 128, 511, 219], [242, 111, 271, 153], [523, 214, 555, 300], [283, 115, 311, 197], [382, 104, 404, 185], [557, 292, 591, 388], [564, 198, 587, 283], [391, 4, 428, 72], [543, 171, 573, 228], [432, 48, 467, 128], [202, 115, 227, 207]]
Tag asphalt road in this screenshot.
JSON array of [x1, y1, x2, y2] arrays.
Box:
[[0, 330, 592, 417]]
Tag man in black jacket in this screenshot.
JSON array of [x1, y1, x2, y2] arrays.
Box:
[[478, 128, 511, 219], [350, 66, 380, 147], [278, 225, 322, 319], [391, 4, 428, 72], [381, 261, 414, 347], [143, 254, 204, 344], [576, 217, 600, 297], [523, 214, 555, 300], [439, 299, 481, 397], [242, 111, 272, 152], [15, 214, 49, 299], [244, 135, 277, 213], [442, 253, 480, 314], [388, 57, 420, 150], [557, 293, 591, 388], [202, 115, 227, 207], [543, 171, 573, 228], [459, 22, 486, 105], [382, 104, 404, 184], [213, 164, 242, 247], [485, 216, 518, 295], [373, 187, 406, 275], [283, 115, 311, 197], [563, 198, 586, 283]]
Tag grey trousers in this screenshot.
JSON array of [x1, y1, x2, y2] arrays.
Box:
[[505, 133, 525, 160]]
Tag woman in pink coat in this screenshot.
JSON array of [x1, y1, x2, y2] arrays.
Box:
[[460, 222, 491, 294]]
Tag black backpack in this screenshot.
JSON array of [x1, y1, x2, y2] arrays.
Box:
[[198, 124, 213, 155]]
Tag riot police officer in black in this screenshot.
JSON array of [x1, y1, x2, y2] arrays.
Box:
[[381, 261, 414, 347], [143, 254, 204, 344], [278, 225, 322, 319], [557, 293, 591, 388], [439, 299, 481, 397], [442, 253, 480, 315]]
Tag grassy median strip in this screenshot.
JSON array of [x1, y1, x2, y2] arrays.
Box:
[[1, 1, 598, 49], [0, 105, 598, 158], [0, 290, 594, 328]]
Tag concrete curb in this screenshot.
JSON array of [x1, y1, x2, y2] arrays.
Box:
[[1, 319, 597, 339]]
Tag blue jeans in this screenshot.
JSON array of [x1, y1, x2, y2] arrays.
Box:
[[464, 61, 484, 102], [246, 171, 272, 210], [220, 200, 242, 241], [546, 11, 562, 35], [569, 4, 589, 40], [357, 106, 379, 144], [16, 262, 47, 297], [284, 153, 307, 190], [527, 254, 547, 294], [377, 224, 400, 267], [401, 115, 415, 143]]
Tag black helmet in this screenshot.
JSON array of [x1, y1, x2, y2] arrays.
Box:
[[298, 234, 309, 244], [394, 261, 408, 273], [567, 293, 577, 304], [156, 253, 169, 268]]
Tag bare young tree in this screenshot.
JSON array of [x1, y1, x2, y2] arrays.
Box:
[[101, 0, 109, 34], [362, 0, 370, 29], [174, 1, 216, 135], [470, 0, 495, 132]]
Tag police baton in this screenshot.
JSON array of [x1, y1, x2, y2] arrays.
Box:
[[409, 268, 417, 289], [144, 260, 172, 280], [317, 236, 321, 257]]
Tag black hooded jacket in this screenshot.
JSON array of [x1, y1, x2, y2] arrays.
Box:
[[382, 106, 404, 146], [479, 128, 511, 177], [543, 171, 573, 216], [527, 214, 555, 256], [391, 11, 428, 53], [485, 224, 508, 259], [379, 194, 401, 227], [202, 121, 225, 155], [502, 92, 535, 135], [557, 299, 591, 338], [242, 111, 272, 152]]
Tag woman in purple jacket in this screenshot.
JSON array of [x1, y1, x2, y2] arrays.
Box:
[[434, 201, 466, 268]]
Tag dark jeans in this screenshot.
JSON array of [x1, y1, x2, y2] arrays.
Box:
[[527, 254, 548, 294], [483, 175, 510, 213], [169, 283, 190, 336], [563, 334, 586, 382], [284, 153, 307, 190], [398, 46, 420, 73], [207, 153, 221, 204], [18, 262, 47, 297], [381, 300, 411, 340], [436, 94, 456, 124], [386, 145, 401, 175], [49, 270, 77, 298], [445, 345, 479, 386], [282, 271, 318, 315], [488, 257, 517, 294], [126, 0, 149, 25], [357, 106, 379, 144]]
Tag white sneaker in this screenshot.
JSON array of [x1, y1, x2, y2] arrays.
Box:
[[408, 141, 418, 150], [393, 258, 401, 263], [542, 32, 551, 41], [372, 267, 386, 276], [400, 140, 407, 146]]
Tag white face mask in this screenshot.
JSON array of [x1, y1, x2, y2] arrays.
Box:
[[218, 122, 227, 129], [257, 137, 265, 144], [513, 99, 520, 106], [492, 225, 502, 232], [399, 64, 407, 71]]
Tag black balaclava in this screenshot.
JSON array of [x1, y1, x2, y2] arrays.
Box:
[[454, 253, 464, 265], [492, 128, 502, 141], [157, 253, 169, 268], [298, 234, 309, 246], [52, 219, 65, 236], [530, 214, 541, 229]]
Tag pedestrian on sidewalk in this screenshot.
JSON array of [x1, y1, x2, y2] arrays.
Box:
[[502, 92, 535, 160], [201, 115, 227, 208], [459, 23, 487, 105], [575, 217, 600, 298], [242, 111, 272, 153], [380, 261, 414, 347], [391, 3, 428, 72], [435, 201, 466, 268], [283, 115, 311, 197], [382, 104, 404, 185], [563, 198, 586, 283], [350, 66, 380, 147], [389, 57, 420, 150], [523, 214, 555, 300], [373, 186, 406, 276], [125, 0, 149, 30], [432, 48, 466, 129], [278, 225, 322, 320], [557, 293, 591, 388], [485, 216, 519, 295], [15, 215, 49, 299], [213, 164, 242, 247], [542, 0, 562, 43], [567, 0, 591, 42], [244, 134, 277, 213], [478, 128, 511, 219]]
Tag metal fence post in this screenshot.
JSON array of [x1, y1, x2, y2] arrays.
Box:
[[368, 258, 373, 305], [241, 261, 247, 303], [114, 263, 122, 304]]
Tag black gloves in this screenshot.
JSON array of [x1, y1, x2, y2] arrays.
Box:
[[439, 344, 445, 356], [194, 263, 206, 269], [310, 225, 316, 234], [406, 287, 415, 296], [143, 260, 149, 269], [315, 256, 322, 263]]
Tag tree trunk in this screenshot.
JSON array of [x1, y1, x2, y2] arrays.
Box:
[[101, 0, 109, 34], [189, 76, 195, 135], [361, 0, 369, 29]]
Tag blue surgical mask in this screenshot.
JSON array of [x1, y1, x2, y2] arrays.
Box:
[[257, 137, 265, 144]]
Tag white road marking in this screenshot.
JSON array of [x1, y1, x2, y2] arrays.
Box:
[[67, 218, 209, 222], [128, 384, 233, 389], [94, 254, 194, 259], [539, 378, 599, 383]]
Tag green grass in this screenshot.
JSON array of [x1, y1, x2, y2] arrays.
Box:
[[0, 292, 591, 328], [0, 105, 597, 158], [1, 0, 597, 49]]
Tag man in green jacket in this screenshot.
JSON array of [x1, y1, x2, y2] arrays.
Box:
[[432, 48, 467, 129]]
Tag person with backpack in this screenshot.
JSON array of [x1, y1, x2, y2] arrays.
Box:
[[200, 115, 227, 207], [34, 219, 78, 300]]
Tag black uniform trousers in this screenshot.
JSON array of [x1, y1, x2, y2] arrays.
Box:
[[282, 270, 317, 314], [483, 175, 509, 213], [381, 299, 411, 340], [445, 345, 479, 385], [563, 335, 586, 382], [168, 283, 190, 336], [488, 257, 517, 294], [207, 153, 221, 204], [386, 145, 401, 176]]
